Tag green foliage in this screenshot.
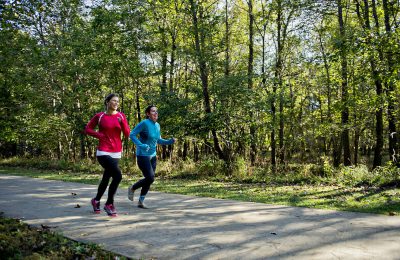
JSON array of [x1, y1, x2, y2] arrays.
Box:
[[0, 215, 126, 259], [371, 163, 400, 187], [333, 163, 400, 187], [2, 156, 399, 191], [335, 165, 372, 186], [0, 157, 101, 174], [197, 157, 225, 177], [1, 0, 400, 171]]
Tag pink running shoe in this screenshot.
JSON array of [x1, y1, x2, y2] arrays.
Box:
[[104, 204, 117, 217], [91, 198, 100, 214]]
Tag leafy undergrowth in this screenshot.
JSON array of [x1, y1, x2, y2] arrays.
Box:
[[0, 214, 128, 260], [152, 179, 400, 216]]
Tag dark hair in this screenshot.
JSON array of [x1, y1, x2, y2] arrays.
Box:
[[104, 93, 118, 110], [145, 104, 156, 119]]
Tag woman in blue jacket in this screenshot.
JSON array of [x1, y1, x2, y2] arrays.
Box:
[[128, 105, 175, 208]]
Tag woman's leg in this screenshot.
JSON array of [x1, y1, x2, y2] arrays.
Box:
[[141, 156, 157, 197], [150, 155, 157, 175], [97, 155, 122, 205], [131, 156, 155, 198], [95, 156, 111, 201]]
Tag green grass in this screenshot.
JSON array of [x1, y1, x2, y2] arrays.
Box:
[[1, 166, 399, 216], [152, 179, 399, 215]]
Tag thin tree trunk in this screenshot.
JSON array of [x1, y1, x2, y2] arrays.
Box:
[[382, 0, 398, 165], [182, 139, 188, 160], [356, 0, 383, 168], [248, 0, 256, 165], [260, 4, 270, 167], [274, 0, 293, 165], [271, 0, 284, 170], [224, 0, 230, 77], [354, 129, 360, 166], [169, 32, 176, 93], [317, 23, 340, 165], [193, 139, 199, 162], [135, 81, 141, 123], [279, 90, 284, 163], [337, 0, 351, 166], [161, 49, 168, 96], [158, 14, 168, 123], [223, 0, 234, 169], [165, 32, 177, 160]]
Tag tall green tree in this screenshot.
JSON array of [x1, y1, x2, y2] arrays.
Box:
[[187, 0, 225, 161]]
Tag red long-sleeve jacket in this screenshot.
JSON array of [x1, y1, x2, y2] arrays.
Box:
[[84, 112, 130, 153]]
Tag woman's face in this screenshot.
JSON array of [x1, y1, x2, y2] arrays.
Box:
[[147, 106, 158, 122], [107, 96, 119, 111]]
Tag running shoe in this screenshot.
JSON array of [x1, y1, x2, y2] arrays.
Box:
[[138, 200, 148, 209], [91, 198, 100, 214], [104, 204, 117, 217], [128, 186, 135, 201]]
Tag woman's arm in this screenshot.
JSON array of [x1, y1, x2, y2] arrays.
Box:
[[84, 113, 104, 139], [130, 121, 150, 150], [119, 112, 131, 138], [157, 137, 175, 145]]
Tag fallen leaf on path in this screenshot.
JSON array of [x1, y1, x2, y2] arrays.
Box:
[[41, 224, 57, 230]]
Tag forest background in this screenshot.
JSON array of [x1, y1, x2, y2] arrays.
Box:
[[1, 0, 400, 184]]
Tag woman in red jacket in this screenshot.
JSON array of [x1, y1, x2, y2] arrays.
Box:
[[84, 93, 130, 217]]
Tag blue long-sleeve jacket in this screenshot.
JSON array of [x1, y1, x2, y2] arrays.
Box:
[[130, 119, 174, 157]]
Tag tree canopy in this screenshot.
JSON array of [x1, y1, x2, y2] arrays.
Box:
[[1, 0, 399, 172]]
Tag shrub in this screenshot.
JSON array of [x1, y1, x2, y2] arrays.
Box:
[[197, 157, 225, 177], [1, 156, 399, 188], [370, 163, 400, 187]]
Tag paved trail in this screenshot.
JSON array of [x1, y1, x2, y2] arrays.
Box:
[[0, 174, 399, 259]]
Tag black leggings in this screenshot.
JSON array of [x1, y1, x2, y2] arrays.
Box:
[[95, 155, 122, 205], [131, 156, 157, 196]]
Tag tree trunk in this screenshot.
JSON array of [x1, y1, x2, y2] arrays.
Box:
[[248, 0, 256, 165], [182, 139, 188, 160], [169, 32, 176, 93], [193, 140, 199, 162], [317, 23, 336, 160], [224, 0, 230, 77], [135, 48, 141, 123], [279, 91, 284, 163], [382, 0, 398, 165], [276, 1, 283, 164], [356, 0, 384, 168], [135, 80, 141, 123], [337, 0, 351, 166], [271, 0, 283, 170], [354, 129, 360, 166], [260, 4, 269, 167], [223, 0, 234, 170], [161, 49, 168, 96]]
